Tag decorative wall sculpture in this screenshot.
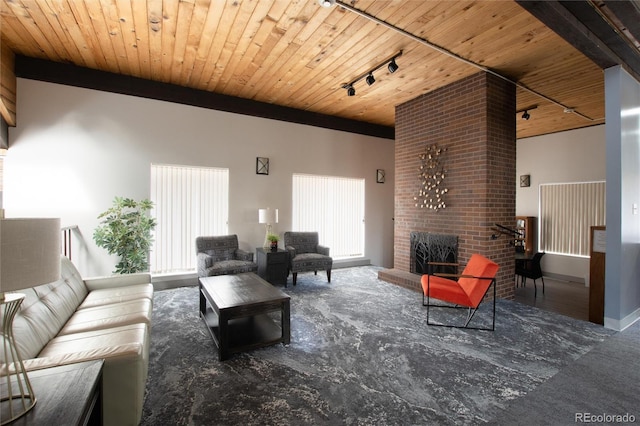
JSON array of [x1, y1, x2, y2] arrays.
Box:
[[414, 143, 448, 210]]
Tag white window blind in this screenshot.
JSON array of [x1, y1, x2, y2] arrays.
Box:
[[150, 164, 229, 274], [292, 174, 365, 259], [539, 181, 605, 257]]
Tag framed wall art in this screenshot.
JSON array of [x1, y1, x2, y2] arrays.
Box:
[[256, 157, 269, 175]]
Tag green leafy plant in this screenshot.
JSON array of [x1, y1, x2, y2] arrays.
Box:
[[93, 197, 157, 274], [267, 233, 280, 243]]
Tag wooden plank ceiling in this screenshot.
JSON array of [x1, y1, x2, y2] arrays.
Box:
[[1, 0, 638, 139]]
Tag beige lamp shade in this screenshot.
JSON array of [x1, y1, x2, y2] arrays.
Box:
[[258, 208, 278, 224], [0, 218, 61, 293]]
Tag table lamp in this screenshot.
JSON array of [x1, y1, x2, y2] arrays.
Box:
[[1, 218, 61, 424], [258, 208, 278, 249]]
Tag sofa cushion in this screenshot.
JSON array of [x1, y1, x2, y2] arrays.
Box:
[[207, 259, 258, 276], [290, 253, 332, 272], [78, 283, 153, 309], [58, 298, 152, 336]]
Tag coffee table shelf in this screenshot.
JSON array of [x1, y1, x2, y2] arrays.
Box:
[[199, 273, 290, 361], [201, 308, 285, 352]]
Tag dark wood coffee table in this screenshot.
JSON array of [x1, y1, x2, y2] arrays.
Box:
[[199, 273, 291, 361]]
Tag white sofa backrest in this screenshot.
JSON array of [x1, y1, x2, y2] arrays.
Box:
[[3, 256, 88, 360]]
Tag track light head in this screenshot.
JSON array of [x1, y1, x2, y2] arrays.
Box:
[[522, 110, 530, 120], [366, 73, 375, 86], [318, 0, 336, 7], [346, 85, 356, 96], [388, 58, 399, 73]]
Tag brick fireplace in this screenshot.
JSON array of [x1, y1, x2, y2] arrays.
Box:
[[379, 71, 516, 299]]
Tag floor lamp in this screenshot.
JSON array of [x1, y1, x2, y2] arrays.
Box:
[[1, 218, 61, 425], [258, 208, 278, 249]]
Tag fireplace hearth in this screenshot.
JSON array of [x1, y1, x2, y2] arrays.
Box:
[[410, 232, 458, 276]]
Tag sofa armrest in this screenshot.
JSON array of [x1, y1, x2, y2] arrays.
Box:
[[317, 245, 330, 256], [235, 249, 254, 262], [84, 273, 151, 291]]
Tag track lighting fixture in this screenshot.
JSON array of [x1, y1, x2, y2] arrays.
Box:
[[366, 73, 375, 86], [517, 105, 537, 121], [388, 58, 399, 73], [341, 50, 403, 97]]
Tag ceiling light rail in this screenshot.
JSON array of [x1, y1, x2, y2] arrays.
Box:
[[342, 51, 403, 97], [332, 0, 600, 122]]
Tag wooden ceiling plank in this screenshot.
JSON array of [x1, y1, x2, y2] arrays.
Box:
[[37, 0, 92, 66], [226, 0, 319, 97], [169, 0, 195, 85], [98, 0, 131, 75], [188, 1, 225, 87], [267, 11, 379, 105], [0, 43, 17, 126], [3, 0, 70, 61], [208, 1, 262, 92], [0, 11, 45, 55], [74, 0, 118, 73], [178, 0, 210, 86], [221, 1, 291, 98], [233, 7, 351, 99], [159, 0, 179, 83], [47, 0, 102, 70], [113, 0, 141, 77], [129, 0, 151, 79], [146, 0, 163, 81], [215, 0, 272, 94], [199, 1, 242, 90]]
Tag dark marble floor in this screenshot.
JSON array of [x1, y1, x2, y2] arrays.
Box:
[[141, 266, 613, 426]]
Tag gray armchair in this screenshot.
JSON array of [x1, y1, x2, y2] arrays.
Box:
[[196, 234, 257, 277], [283, 231, 332, 286]]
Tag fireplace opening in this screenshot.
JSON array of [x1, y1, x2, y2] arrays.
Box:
[[410, 232, 458, 276]]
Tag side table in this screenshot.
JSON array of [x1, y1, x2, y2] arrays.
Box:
[[256, 247, 289, 287], [5, 359, 104, 426]]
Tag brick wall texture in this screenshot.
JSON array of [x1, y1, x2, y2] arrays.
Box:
[[393, 71, 516, 299]]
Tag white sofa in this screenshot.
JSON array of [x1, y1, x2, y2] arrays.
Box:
[[3, 256, 153, 426]]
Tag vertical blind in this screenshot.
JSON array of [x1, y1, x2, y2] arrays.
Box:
[[150, 164, 229, 274], [292, 174, 365, 259], [539, 181, 605, 257]]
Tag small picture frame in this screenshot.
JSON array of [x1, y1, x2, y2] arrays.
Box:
[[519, 174, 530, 187], [376, 169, 385, 184], [256, 157, 269, 175]]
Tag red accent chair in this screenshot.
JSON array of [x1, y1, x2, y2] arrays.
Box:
[[421, 254, 500, 330]]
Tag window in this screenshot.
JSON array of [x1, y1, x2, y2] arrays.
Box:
[[292, 174, 365, 259], [150, 164, 229, 274], [539, 181, 605, 257]]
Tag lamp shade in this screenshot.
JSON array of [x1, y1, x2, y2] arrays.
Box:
[[1, 218, 61, 292], [258, 208, 278, 224]]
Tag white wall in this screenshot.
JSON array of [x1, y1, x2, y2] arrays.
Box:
[[516, 125, 606, 282], [4, 79, 395, 277]]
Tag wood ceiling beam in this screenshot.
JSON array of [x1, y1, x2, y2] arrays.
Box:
[[516, 0, 640, 82], [14, 56, 395, 140]]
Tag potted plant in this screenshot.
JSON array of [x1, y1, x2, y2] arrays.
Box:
[[93, 196, 157, 274], [267, 233, 280, 251]]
